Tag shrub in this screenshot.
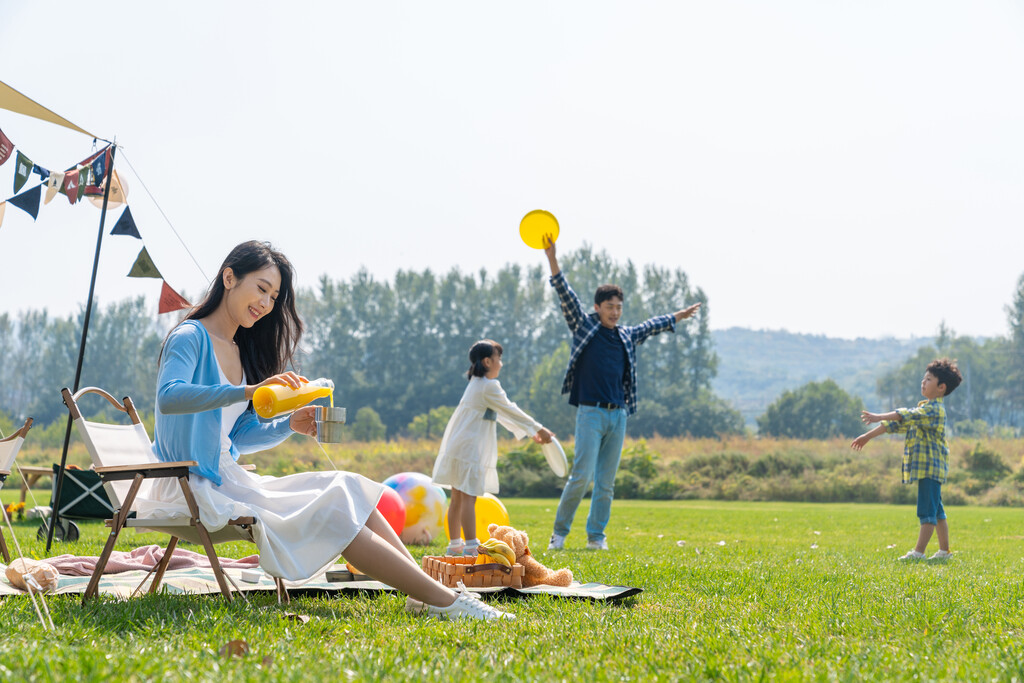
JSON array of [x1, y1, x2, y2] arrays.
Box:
[[960, 444, 1011, 485], [620, 440, 660, 480], [680, 452, 749, 478], [496, 443, 564, 497], [749, 451, 813, 478], [351, 407, 386, 441], [614, 470, 644, 499], [978, 482, 1024, 507]]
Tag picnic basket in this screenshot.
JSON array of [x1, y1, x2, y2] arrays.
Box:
[[421, 555, 524, 588]]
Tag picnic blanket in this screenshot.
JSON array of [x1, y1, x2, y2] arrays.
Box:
[[0, 558, 641, 603], [43, 545, 260, 576]]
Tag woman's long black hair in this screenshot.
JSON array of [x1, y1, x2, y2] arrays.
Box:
[[165, 240, 303, 383]]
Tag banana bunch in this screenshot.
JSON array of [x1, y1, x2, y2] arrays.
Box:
[[474, 538, 516, 567]]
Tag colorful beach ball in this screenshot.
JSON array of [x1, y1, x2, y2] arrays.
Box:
[[383, 472, 447, 545]]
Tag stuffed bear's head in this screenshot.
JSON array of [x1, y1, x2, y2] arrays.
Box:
[[487, 523, 529, 558]]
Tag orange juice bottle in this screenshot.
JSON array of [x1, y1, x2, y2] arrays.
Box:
[[252, 378, 334, 418]]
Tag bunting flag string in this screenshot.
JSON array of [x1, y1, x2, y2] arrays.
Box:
[[125, 245, 192, 315], [1, 123, 188, 315]]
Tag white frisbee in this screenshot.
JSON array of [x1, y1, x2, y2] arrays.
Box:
[[542, 438, 569, 478]]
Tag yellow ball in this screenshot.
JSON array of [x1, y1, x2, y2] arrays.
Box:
[[443, 493, 510, 542]]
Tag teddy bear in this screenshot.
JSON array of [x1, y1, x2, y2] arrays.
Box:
[[487, 523, 574, 588]]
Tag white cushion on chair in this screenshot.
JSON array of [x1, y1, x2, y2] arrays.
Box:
[[0, 435, 25, 474], [75, 419, 156, 510]]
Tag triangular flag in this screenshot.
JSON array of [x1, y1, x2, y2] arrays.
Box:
[[159, 281, 190, 314], [45, 171, 64, 205], [87, 169, 127, 209], [0, 128, 12, 167], [90, 148, 108, 187], [8, 184, 41, 220], [76, 166, 86, 201], [110, 206, 140, 238], [127, 247, 162, 278], [14, 151, 32, 193], [63, 169, 80, 205], [0, 201, 5, 229], [32, 164, 50, 182]]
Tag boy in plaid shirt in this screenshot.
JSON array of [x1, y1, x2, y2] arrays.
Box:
[[851, 358, 963, 560]]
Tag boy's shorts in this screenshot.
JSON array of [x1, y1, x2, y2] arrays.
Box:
[[917, 478, 946, 525]]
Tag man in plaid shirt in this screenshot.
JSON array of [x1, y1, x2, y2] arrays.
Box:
[[852, 358, 963, 561], [543, 238, 701, 551]]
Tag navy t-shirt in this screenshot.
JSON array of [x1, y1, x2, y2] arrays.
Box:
[[570, 325, 627, 407]]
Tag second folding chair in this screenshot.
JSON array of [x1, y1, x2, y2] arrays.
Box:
[[0, 418, 33, 562]]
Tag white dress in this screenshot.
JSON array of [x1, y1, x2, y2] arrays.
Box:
[[137, 364, 383, 581], [431, 376, 543, 497]]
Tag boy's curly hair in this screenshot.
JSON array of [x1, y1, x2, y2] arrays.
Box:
[[927, 358, 963, 396]]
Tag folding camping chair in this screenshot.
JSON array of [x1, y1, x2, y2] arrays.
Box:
[[0, 417, 33, 563], [61, 386, 288, 604]]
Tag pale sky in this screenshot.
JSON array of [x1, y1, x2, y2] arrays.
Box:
[[1, 1, 1022, 340]]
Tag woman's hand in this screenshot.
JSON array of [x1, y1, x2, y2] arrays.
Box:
[[245, 372, 308, 399], [290, 405, 318, 437], [533, 427, 555, 444]]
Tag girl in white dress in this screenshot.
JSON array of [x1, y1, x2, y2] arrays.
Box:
[[432, 340, 554, 556], [146, 241, 511, 620]]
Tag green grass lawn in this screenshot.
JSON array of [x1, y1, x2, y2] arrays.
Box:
[[3, 497, 1024, 681]]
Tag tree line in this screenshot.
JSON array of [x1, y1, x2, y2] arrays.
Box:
[[6, 255, 1024, 443], [0, 245, 743, 441]]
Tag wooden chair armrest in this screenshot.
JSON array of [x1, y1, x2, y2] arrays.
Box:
[[16, 466, 53, 475], [240, 464, 256, 471], [95, 461, 197, 481]]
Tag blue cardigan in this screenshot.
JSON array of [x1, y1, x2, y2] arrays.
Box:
[[152, 320, 294, 486]]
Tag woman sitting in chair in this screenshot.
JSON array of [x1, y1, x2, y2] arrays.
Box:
[[146, 240, 511, 621]]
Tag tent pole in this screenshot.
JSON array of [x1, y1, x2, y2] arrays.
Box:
[[46, 144, 117, 552]]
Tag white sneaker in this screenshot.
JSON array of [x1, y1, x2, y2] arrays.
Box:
[[586, 538, 609, 551], [417, 583, 514, 621], [898, 550, 925, 561], [547, 533, 566, 550], [928, 549, 953, 560]]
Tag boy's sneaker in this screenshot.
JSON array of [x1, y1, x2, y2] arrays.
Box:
[[586, 538, 609, 551], [898, 550, 926, 561], [408, 583, 514, 621], [463, 540, 480, 558], [928, 549, 953, 561], [547, 533, 566, 550], [444, 541, 465, 557]]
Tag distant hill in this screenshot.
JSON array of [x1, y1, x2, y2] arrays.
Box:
[[710, 328, 930, 427]]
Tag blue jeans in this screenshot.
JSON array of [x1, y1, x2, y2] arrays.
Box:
[[917, 478, 946, 525], [553, 405, 627, 542]]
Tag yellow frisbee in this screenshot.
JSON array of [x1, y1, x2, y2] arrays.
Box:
[[519, 209, 559, 249]]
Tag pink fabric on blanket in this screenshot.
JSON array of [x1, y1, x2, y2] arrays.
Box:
[[42, 544, 260, 576]]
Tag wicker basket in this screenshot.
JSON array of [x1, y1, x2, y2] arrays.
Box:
[[422, 555, 524, 588]]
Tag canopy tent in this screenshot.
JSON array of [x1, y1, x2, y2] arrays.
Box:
[[0, 78, 115, 551]]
